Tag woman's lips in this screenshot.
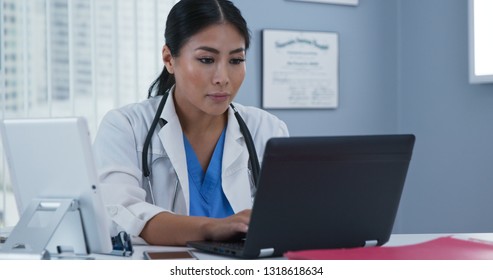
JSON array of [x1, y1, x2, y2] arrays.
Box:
[[208, 93, 230, 102]]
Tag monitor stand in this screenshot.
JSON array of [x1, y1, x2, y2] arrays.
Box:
[[0, 198, 89, 259]]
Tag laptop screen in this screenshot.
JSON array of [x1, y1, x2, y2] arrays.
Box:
[[187, 134, 415, 258]]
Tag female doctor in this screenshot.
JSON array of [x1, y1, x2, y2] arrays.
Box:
[[93, 0, 288, 246]]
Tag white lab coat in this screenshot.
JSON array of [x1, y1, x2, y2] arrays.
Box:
[[93, 92, 289, 236]]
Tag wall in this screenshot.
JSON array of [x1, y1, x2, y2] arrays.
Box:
[[398, 0, 493, 233], [235, 0, 493, 234], [234, 0, 399, 136]]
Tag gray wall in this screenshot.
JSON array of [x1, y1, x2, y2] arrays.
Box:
[[234, 0, 493, 233], [234, 0, 399, 136], [398, 0, 493, 233]]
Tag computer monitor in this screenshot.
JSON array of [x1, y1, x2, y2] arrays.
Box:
[[0, 117, 113, 259]]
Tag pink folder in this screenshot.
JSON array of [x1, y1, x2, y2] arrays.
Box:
[[284, 236, 493, 260]]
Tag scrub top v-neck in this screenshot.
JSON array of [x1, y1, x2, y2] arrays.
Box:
[[183, 128, 234, 218]]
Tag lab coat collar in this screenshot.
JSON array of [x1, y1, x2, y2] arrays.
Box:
[[222, 105, 252, 212], [156, 89, 190, 213], [223, 104, 245, 170]]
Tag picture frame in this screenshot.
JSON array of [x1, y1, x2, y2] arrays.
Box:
[[287, 0, 359, 6], [262, 29, 339, 109]]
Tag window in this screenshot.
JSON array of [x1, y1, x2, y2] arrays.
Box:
[[0, 0, 179, 228], [469, 0, 493, 83]]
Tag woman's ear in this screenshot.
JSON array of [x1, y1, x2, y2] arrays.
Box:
[[162, 45, 174, 74]]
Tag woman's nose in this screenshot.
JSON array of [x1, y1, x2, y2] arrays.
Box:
[[213, 63, 229, 86]]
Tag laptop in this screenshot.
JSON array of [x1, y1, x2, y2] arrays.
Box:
[[187, 134, 415, 258], [0, 117, 113, 256]]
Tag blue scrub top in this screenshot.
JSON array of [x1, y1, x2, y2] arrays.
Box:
[[183, 128, 234, 218]]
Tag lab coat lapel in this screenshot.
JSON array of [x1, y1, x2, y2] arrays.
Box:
[[222, 107, 244, 170], [222, 106, 252, 212], [156, 93, 191, 214]]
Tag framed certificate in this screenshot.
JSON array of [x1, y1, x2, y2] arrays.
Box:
[[262, 29, 339, 109], [288, 0, 358, 5]]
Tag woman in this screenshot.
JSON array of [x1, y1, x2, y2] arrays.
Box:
[[93, 0, 288, 246]]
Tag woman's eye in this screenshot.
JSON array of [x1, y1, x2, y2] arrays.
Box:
[[198, 57, 214, 64], [230, 58, 245, 65]]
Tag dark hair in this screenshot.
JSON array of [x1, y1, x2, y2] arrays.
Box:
[[147, 0, 251, 98]]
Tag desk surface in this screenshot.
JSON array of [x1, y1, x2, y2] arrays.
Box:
[[3, 227, 493, 260], [92, 232, 493, 260], [3, 230, 493, 260]]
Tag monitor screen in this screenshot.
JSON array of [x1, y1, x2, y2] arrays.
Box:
[[0, 117, 113, 256]]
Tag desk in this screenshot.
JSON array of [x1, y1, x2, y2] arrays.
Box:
[[4, 231, 493, 259], [4, 228, 493, 260], [4, 233, 491, 280], [92, 232, 493, 260], [3, 231, 493, 260]]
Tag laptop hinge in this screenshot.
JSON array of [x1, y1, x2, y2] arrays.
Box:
[[364, 240, 378, 247], [259, 248, 275, 257]]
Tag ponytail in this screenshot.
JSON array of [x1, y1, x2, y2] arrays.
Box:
[[147, 66, 175, 98]]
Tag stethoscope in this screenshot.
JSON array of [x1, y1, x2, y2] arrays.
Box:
[[141, 88, 260, 206]]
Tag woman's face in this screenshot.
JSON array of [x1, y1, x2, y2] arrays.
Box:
[[163, 23, 246, 118]]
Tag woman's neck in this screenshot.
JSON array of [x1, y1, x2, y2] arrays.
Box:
[[173, 93, 228, 171]]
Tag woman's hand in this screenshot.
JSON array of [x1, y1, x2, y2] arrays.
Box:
[[141, 209, 252, 246], [203, 209, 251, 241]]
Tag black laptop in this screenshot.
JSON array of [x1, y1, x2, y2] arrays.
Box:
[[187, 134, 415, 258]]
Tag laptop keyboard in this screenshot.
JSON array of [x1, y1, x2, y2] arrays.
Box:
[[212, 240, 245, 250]]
